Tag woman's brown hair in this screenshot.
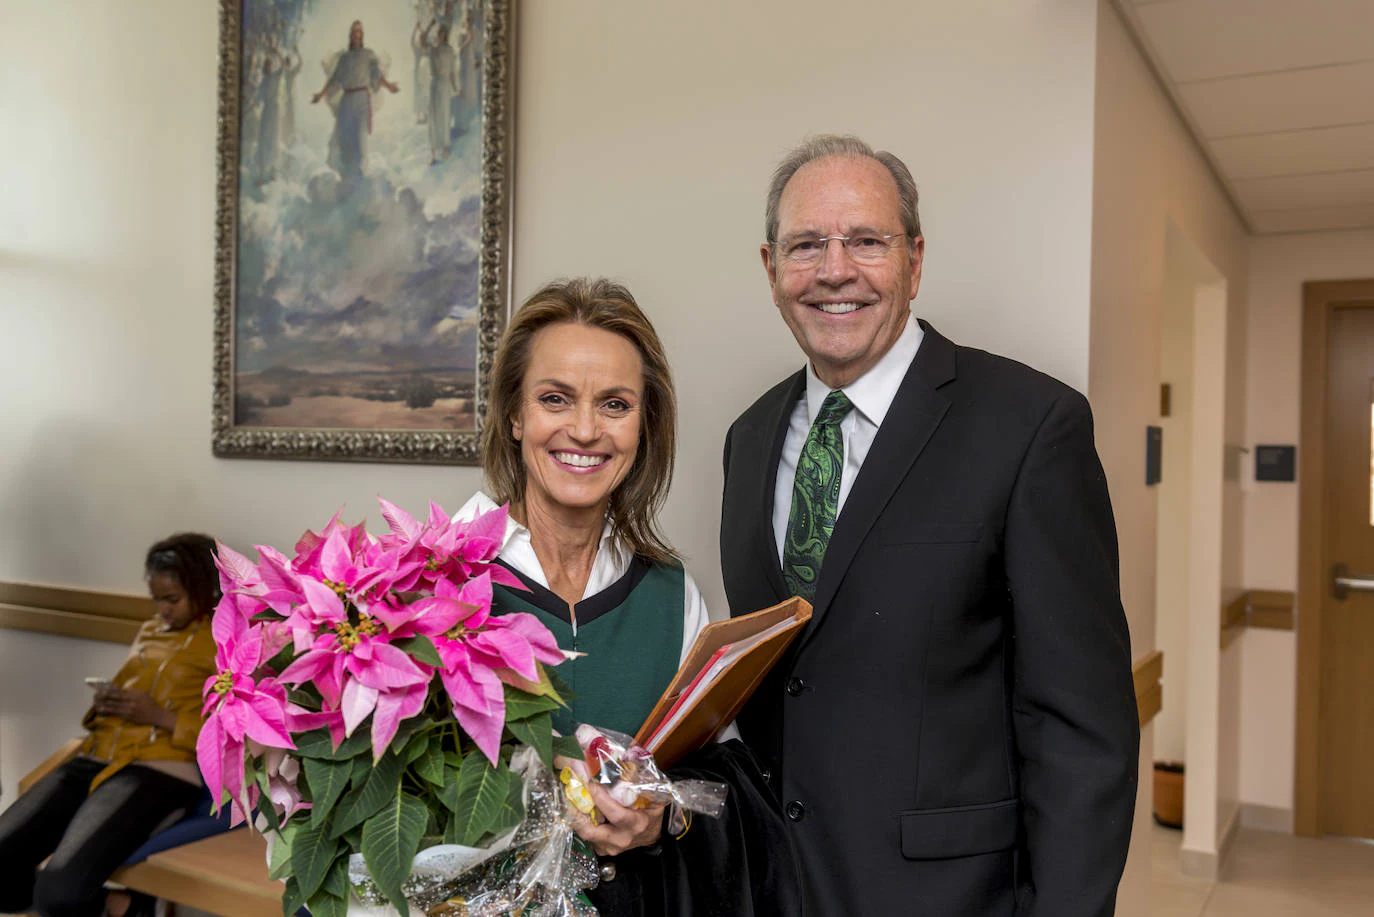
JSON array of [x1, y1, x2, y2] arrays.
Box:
[[481, 278, 678, 563]]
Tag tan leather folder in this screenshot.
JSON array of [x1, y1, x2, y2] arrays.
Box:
[[633, 596, 812, 768]]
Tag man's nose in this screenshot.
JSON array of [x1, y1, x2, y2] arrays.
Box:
[[816, 238, 859, 284]]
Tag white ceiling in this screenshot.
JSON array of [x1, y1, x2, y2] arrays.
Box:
[[1116, 0, 1374, 234]]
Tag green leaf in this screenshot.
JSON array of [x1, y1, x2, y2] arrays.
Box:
[[545, 664, 573, 703], [447, 753, 509, 846], [304, 756, 351, 829], [552, 734, 583, 761], [438, 764, 462, 813], [264, 640, 296, 675], [307, 857, 350, 917], [507, 712, 553, 770], [281, 876, 306, 917], [286, 687, 319, 710], [332, 750, 403, 838], [321, 852, 349, 896], [350, 750, 373, 788], [255, 787, 281, 832], [415, 735, 446, 786], [267, 822, 297, 881], [293, 727, 372, 761], [361, 789, 428, 917], [401, 729, 430, 766], [290, 817, 338, 902], [392, 634, 443, 667], [503, 685, 561, 721], [482, 767, 527, 842], [306, 889, 347, 917]]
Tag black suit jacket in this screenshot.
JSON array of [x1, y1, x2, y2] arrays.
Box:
[[720, 322, 1139, 916]]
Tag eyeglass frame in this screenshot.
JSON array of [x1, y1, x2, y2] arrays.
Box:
[[768, 231, 912, 267]]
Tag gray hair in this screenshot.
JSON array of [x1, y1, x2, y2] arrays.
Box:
[[764, 134, 921, 244]]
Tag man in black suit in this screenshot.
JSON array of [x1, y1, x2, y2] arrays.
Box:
[[720, 135, 1139, 916]]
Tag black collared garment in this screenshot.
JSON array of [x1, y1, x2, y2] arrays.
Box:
[[720, 321, 1139, 916]]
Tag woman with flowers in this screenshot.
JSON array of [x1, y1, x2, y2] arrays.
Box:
[[465, 278, 798, 916], [0, 534, 221, 917]]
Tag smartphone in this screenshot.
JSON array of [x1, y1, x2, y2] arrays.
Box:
[[84, 677, 110, 688]]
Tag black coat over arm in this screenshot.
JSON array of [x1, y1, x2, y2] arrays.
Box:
[[720, 322, 1139, 916]]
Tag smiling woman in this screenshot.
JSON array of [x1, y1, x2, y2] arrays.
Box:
[[452, 279, 797, 917]]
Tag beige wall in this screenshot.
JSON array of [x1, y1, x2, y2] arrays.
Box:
[[1238, 228, 1374, 814], [1091, 0, 1250, 888], [1155, 237, 1197, 765], [0, 0, 1105, 811]]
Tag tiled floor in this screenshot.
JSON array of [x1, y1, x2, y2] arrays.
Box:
[[1151, 823, 1374, 915]]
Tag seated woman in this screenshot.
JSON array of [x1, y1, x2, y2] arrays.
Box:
[[0, 534, 221, 917], [464, 279, 798, 917]]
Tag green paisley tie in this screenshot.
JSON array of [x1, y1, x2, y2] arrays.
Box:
[[782, 389, 853, 601]]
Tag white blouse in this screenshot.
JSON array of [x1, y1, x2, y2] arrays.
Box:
[[455, 492, 709, 666]]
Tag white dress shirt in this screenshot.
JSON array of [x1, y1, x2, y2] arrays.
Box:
[[772, 314, 925, 563], [457, 492, 709, 666]]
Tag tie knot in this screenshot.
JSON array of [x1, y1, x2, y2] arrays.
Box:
[[814, 390, 853, 427]]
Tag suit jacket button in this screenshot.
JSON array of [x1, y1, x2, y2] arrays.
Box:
[[785, 676, 805, 696], [785, 800, 806, 821]]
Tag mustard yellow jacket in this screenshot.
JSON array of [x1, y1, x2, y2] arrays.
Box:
[[79, 615, 217, 788]]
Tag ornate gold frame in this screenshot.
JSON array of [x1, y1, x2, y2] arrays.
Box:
[[210, 0, 515, 464]]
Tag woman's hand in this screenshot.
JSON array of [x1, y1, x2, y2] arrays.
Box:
[[557, 755, 665, 857], [93, 686, 176, 731]]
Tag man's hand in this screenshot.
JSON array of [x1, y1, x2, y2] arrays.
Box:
[[555, 755, 665, 857], [93, 686, 176, 731]]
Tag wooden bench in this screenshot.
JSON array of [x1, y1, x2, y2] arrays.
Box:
[[20, 743, 284, 916], [111, 830, 282, 917]]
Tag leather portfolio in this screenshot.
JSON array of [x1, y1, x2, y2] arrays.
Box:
[[633, 596, 811, 768]]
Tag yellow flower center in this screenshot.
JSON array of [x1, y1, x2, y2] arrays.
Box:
[[334, 614, 380, 650], [212, 671, 234, 695], [324, 579, 349, 599]]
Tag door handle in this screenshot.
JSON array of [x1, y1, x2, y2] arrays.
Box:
[[1332, 563, 1374, 599]]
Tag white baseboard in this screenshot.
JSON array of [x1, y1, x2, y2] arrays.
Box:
[[1178, 806, 1241, 881], [1239, 802, 1293, 834], [1177, 846, 1218, 881]]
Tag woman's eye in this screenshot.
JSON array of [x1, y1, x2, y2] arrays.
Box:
[[538, 393, 568, 407], [603, 399, 632, 413]]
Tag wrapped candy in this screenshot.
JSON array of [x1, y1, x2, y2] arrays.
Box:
[[559, 725, 729, 827]]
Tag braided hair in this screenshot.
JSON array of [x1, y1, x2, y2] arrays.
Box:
[[144, 533, 221, 620]]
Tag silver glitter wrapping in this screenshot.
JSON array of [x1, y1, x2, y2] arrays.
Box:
[[345, 748, 599, 916]]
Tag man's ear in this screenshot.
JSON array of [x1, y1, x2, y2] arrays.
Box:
[[907, 235, 925, 303], [761, 242, 779, 294]]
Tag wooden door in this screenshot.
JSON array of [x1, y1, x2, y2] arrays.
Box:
[[1320, 302, 1374, 839]]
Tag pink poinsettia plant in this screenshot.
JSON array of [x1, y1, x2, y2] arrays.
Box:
[[198, 499, 574, 917]]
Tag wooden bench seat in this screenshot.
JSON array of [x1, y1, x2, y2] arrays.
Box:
[[111, 830, 282, 917]]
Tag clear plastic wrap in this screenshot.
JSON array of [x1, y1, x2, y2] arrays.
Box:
[[560, 725, 729, 829], [345, 748, 599, 916], [339, 727, 729, 915]]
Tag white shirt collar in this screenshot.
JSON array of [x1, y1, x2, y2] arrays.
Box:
[[454, 491, 626, 596], [804, 312, 924, 427]]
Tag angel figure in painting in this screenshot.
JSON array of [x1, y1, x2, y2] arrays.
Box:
[[255, 35, 284, 185], [427, 23, 459, 163], [312, 20, 399, 180], [281, 39, 303, 148]]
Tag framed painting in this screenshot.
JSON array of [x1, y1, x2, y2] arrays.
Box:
[[212, 0, 513, 464]]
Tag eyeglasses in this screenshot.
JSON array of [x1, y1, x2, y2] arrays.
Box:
[[772, 232, 907, 266]]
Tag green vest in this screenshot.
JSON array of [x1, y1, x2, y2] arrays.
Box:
[[492, 558, 684, 738]]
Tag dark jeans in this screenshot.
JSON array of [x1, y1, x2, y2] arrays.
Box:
[[0, 757, 201, 917]]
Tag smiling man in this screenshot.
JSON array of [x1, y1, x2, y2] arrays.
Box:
[[720, 135, 1139, 916]]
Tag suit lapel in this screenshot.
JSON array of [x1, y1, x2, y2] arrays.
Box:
[[803, 322, 958, 644], [750, 370, 805, 604]]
